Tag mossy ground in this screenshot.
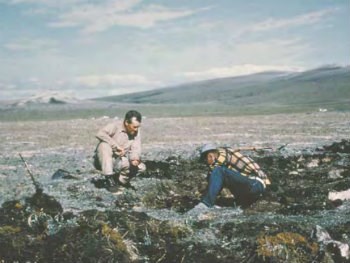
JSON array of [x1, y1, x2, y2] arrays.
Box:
[[0, 113, 349, 262], [1, 141, 349, 262]]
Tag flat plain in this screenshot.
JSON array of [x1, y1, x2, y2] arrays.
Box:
[[1, 111, 349, 158]]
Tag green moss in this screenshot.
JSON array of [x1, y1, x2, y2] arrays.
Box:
[[0, 225, 21, 235], [101, 223, 128, 253], [257, 232, 319, 262], [142, 180, 177, 209], [160, 221, 192, 240], [146, 219, 192, 240]]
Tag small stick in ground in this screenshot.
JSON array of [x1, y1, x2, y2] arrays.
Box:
[[19, 153, 43, 194]]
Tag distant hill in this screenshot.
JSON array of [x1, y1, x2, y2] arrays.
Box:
[[12, 91, 79, 107], [94, 66, 350, 111], [1, 65, 349, 122]]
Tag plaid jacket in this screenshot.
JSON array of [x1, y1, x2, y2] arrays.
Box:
[[209, 147, 271, 187]]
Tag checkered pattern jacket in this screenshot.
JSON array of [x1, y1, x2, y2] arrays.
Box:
[[209, 147, 271, 187]]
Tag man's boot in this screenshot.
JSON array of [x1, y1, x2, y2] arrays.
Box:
[[91, 174, 117, 190], [103, 174, 120, 192], [102, 174, 113, 185]]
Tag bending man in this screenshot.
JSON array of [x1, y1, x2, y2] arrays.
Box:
[[193, 144, 271, 210]]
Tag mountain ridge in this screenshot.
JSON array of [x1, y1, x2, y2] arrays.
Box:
[[93, 66, 350, 109]]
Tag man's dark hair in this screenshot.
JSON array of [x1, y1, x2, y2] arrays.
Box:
[[124, 110, 142, 123]]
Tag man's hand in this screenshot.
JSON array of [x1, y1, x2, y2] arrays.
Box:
[[115, 147, 125, 156], [130, 159, 140, 166], [111, 143, 125, 156]]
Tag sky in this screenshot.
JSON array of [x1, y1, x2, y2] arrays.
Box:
[[0, 0, 349, 100]]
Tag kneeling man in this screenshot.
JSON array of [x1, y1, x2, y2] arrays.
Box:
[[93, 110, 146, 189]]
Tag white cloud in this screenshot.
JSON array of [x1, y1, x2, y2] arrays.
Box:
[[121, 4, 211, 27], [182, 64, 303, 80], [75, 73, 161, 87], [215, 7, 341, 43], [5, 0, 207, 33], [149, 36, 308, 78], [234, 38, 310, 61], [0, 83, 17, 90], [49, 1, 207, 33], [250, 8, 339, 32], [4, 38, 58, 52], [49, 0, 141, 27], [9, 0, 84, 7]]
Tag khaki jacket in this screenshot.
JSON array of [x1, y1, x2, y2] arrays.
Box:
[[96, 121, 141, 161]]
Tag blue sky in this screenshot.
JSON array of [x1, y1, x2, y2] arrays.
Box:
[[0, 0, 349, 100]]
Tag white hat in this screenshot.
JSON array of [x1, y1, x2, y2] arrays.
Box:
[[200, 143, 217, 161]]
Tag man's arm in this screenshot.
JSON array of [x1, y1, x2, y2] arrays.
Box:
[[96, 122, 120, 149], [129, 130, 141, 162]]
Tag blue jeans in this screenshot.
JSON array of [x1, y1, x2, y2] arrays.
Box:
[[202, 166, 265, 208]]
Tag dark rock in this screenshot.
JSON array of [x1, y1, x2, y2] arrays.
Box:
[[52, 169, 78, 180], [25, 192, 63, 215], [324, 139, 350, 153]]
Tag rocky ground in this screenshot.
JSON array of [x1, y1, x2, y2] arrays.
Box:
[[0, 112, 350, 262]]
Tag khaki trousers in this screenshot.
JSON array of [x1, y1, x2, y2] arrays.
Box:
[[94, 142, 146, 183]]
